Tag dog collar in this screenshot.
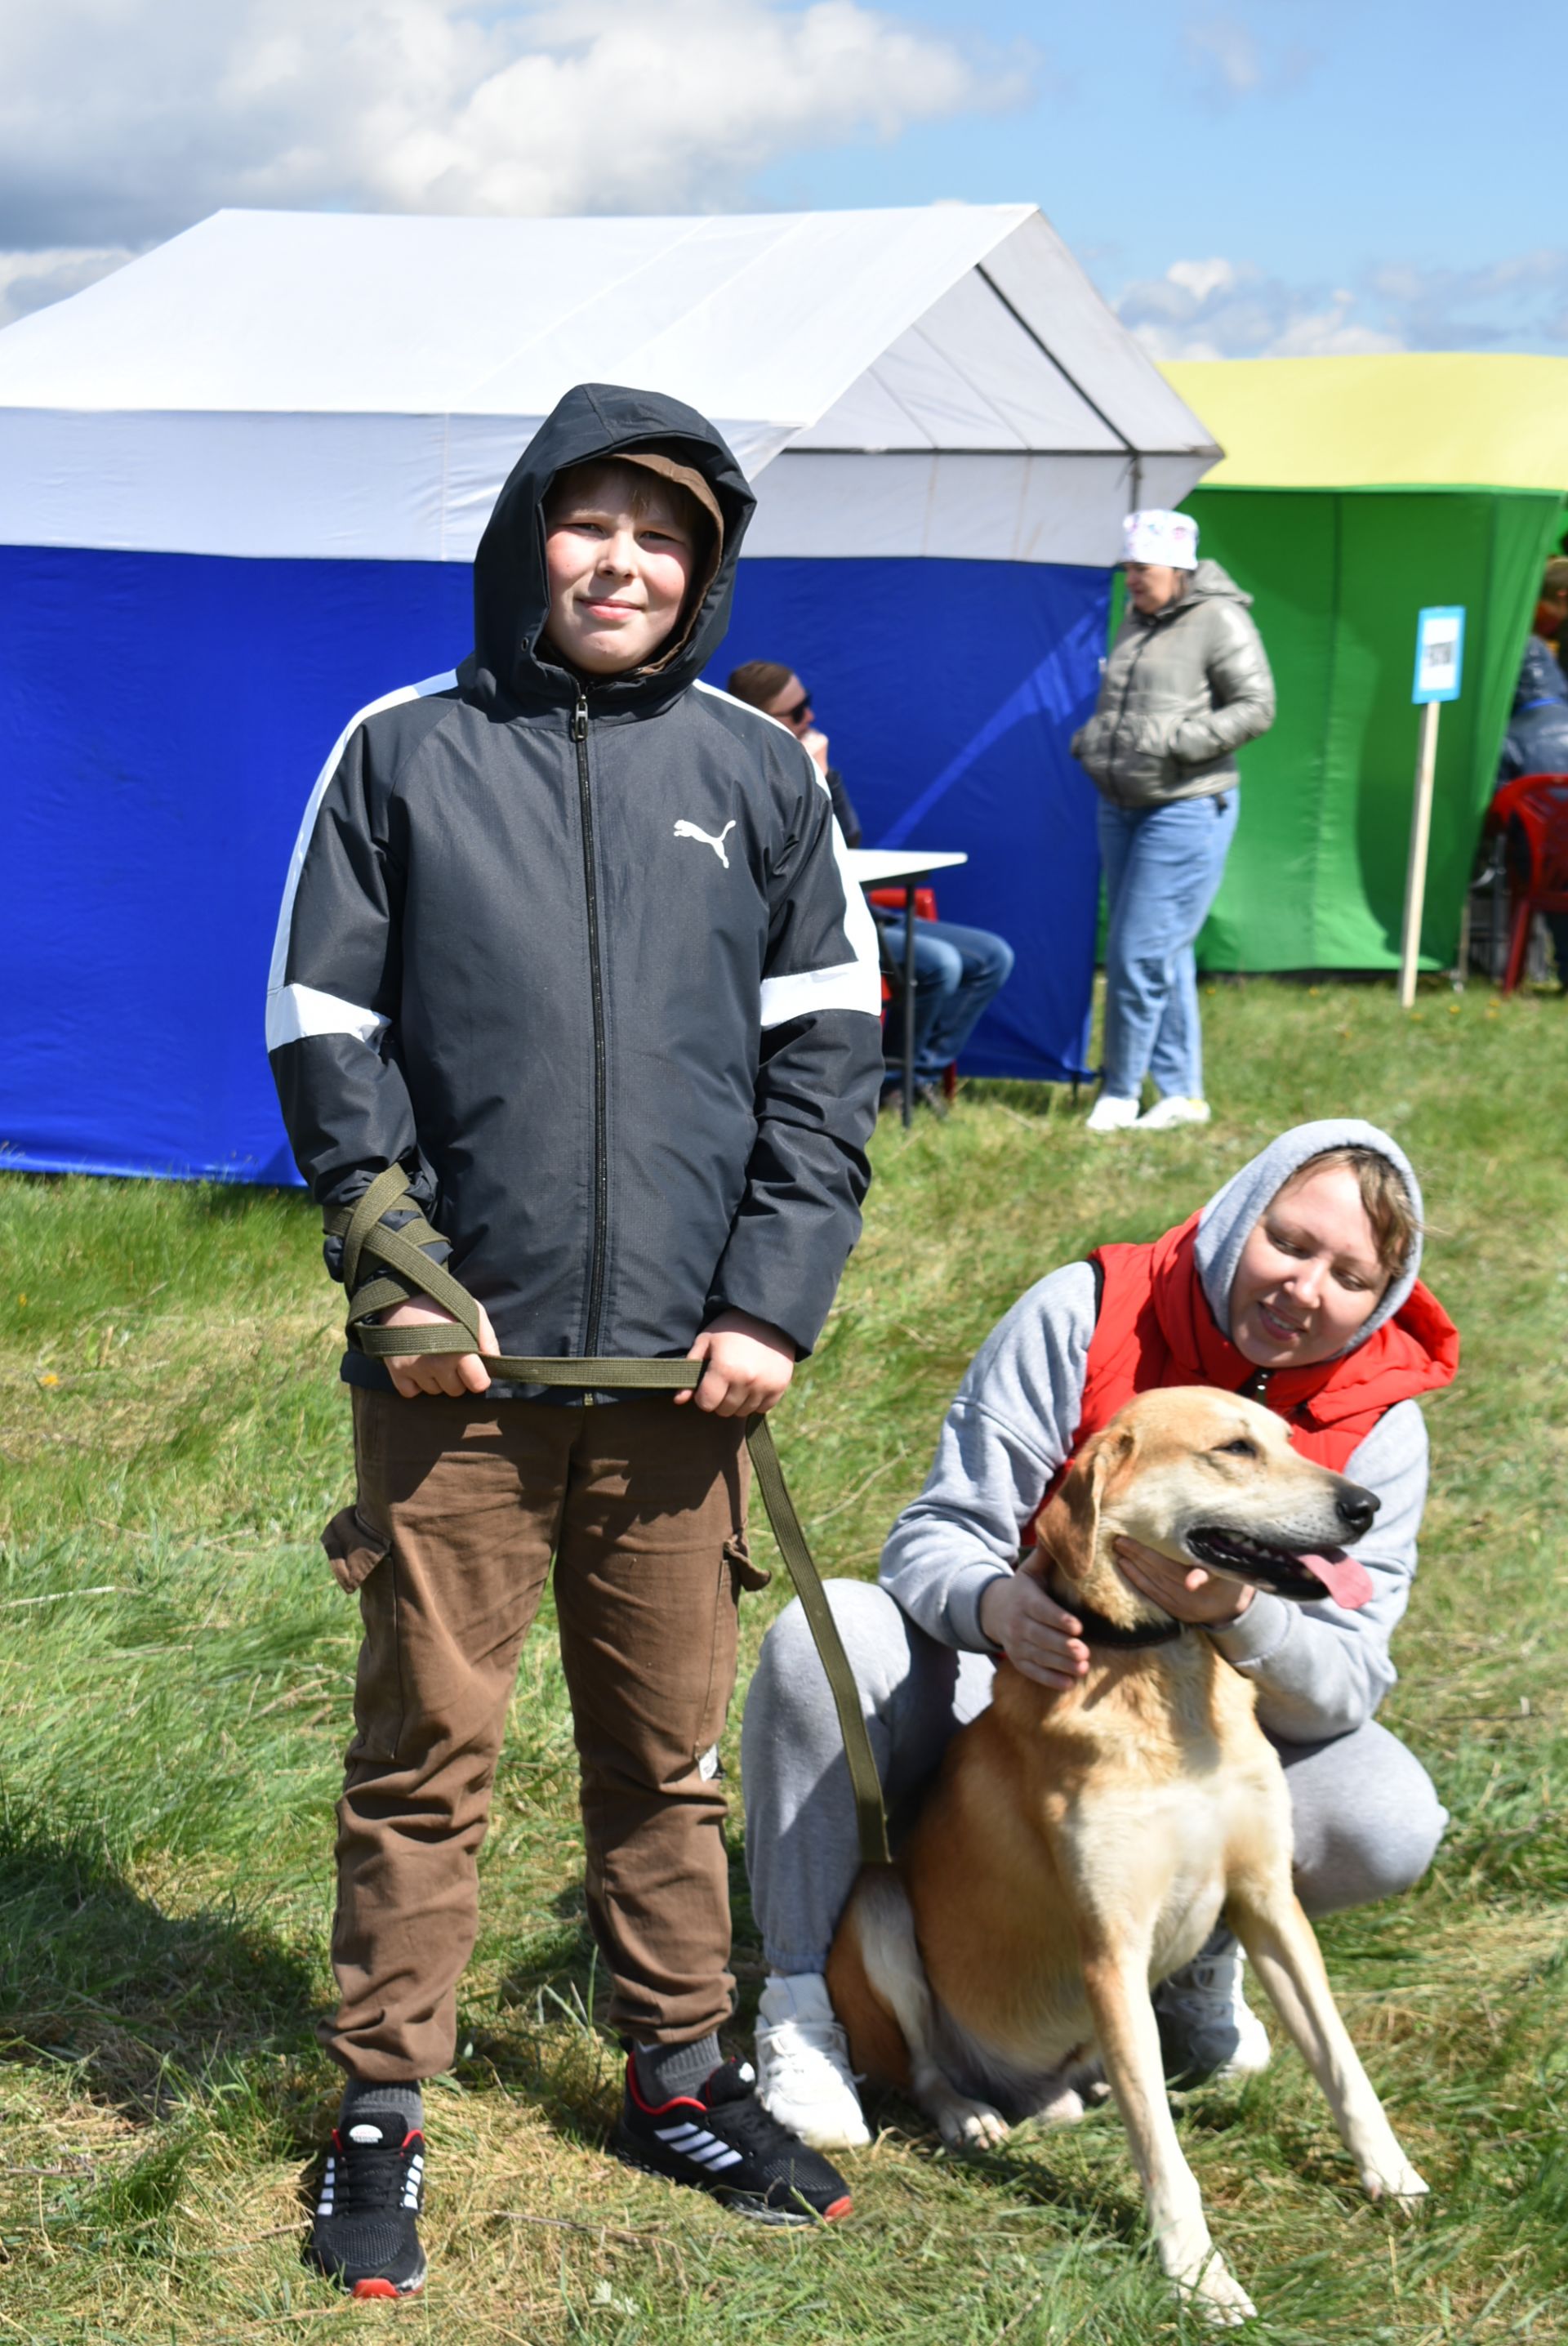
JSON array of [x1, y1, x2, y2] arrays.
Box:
[[1048, 1579, 1186, 1649]]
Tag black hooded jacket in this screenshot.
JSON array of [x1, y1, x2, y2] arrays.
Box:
[[267, 384, 884, 1387]]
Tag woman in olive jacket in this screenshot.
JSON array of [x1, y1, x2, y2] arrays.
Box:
[[1071, 508, 1275, 1133]]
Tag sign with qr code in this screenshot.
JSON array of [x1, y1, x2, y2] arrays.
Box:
[[1412, 606, 1465, 703]]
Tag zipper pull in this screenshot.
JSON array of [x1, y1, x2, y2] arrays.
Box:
[[572, 693, 588, 743]]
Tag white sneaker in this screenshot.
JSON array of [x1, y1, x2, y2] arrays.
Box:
[[755, 1974, 871, 2150], [1135, 1095, 1212, 1131], [1084, 1093, 1139, 1133], [1154, 1939, 1272, 2085]]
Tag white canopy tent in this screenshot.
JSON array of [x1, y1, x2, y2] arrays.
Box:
[[0, 204, 1217, 565]]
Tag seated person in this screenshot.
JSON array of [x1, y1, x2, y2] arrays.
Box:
[[1496, 558, 1568, 983], [725, 661, 1014, 1111], [739, 1121, 1458, 2148]]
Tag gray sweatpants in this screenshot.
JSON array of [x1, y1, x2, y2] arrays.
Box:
[[742, 1581, 1449, 1978]]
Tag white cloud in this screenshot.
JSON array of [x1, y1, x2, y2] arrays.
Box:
[[1179, 12, 1318, 108], [0, 1, 1026, 319], [1182, 16, 1263, 100], [0, 245, 133, 328], [1364, 251, 1568, 350], [1116, 255, 1401, 360], [0, 2, 1027, 323], [1112, 246, 1568, 359]]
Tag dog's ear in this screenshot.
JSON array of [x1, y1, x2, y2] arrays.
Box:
[[1037, 1424, 1136, 1583]]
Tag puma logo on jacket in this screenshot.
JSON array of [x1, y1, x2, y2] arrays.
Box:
[[673, 817, 737, 867]]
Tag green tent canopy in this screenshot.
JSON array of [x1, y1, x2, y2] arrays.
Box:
[[1160, 355, 1568, 971]]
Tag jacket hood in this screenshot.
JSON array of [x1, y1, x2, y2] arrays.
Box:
[[1195, 1118, 1425, 1357], [467, 381, 756, 713], [1147, 557, 1251, 617]]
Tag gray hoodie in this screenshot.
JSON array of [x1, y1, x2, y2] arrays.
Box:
[[1071, 558, 1276, 808], [880, 1122, 1433, 1744]]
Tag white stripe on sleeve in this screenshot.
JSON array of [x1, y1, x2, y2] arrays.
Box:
[[760, 957, 881, 1028], [264, 668, 457, 1051], [692, 686, 883, 1030], [265, 983, 391, 1052]]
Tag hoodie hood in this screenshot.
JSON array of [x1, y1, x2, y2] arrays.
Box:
[[1149, 556, 1252, 617], [467, 381, 756, 714], [1196, 1118, 1424, 1356]]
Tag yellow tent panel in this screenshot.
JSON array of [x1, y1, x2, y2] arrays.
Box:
[[1161, 354, 1568, 493]]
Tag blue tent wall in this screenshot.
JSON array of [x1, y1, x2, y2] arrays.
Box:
[[715, 559, 1107, 1086], [1, 546, 1106, 1185]]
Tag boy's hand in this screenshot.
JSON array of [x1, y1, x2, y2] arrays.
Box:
[[679, 1310, 795, 1418], [801, 726, 831, 776], [379, 1294, 500, 1399]]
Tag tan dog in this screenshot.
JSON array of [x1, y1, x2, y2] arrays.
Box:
[[826, 1387, 1428, 2326]]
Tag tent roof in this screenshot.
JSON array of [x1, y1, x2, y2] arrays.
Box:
[[0, 206, 1217, 564], [1160, 354, 1568, 493]]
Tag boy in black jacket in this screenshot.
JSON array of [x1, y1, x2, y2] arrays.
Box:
[[268, 384, 884, 2295]]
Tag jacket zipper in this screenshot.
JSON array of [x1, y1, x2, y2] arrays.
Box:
[[573, 689, 609, 1358]]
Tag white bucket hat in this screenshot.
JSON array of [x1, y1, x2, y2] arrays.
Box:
[[1123, 509, 1199, 569]]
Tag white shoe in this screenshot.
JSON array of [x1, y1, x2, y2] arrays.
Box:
[[1084, 1092, 1139, 1132], [1135, 1095, 1212, 1131], [1154, 1939, 1272, 2085], [755, 1974, 871, 2150]]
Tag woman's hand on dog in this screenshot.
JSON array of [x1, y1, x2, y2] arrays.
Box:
[[380, 1294, 501, 1398], [1113, 1537, 1255, 1626], [979, 1561, 1089, 1689]]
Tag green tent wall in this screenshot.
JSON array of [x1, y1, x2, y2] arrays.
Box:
[[1188, 484, 1562, 970], [1157, 355, 1568, 973]]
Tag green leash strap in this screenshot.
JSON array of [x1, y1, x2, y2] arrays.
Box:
[[325, 1169, 892, 1867]]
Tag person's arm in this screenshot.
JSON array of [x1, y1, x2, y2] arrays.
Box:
[[880, 1264, 1099, 1654], [1202, 1403, 1428, 1740], [702, 754, 884, 1371], [267, 714, 471, 1376], [1172, 604, 1276, 765], [822, 765, 862, 849]]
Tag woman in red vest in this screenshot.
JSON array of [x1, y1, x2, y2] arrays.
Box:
[[742, 1120, 1459, 2152]]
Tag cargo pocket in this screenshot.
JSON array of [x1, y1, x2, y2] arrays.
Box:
[[321, 1505, 391, 1594], [724, 1529, 771, 1594]]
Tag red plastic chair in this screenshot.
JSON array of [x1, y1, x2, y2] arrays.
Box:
[[1486, 774, 1568, 993], [866, 885, 959, 1100]]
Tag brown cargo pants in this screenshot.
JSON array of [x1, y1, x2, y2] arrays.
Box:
[[318, 1386, 762, 2082]]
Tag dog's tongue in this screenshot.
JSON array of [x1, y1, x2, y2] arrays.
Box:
[[1296, 1550, 1374, 1609]]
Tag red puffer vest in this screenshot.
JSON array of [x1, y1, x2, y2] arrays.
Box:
[[1035, 1212, 1459, 1519]]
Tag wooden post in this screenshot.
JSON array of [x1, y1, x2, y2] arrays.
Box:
[[1399, 699, 1441, 1010]]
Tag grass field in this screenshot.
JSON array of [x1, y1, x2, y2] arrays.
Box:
[[1, 975, 1565, 2345]]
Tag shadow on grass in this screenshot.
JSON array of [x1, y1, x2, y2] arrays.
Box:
[[0, 1805, 325, 2129]]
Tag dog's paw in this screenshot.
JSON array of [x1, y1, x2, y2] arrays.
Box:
[[1033, 2084, 1085, 2128], [935, 2096, 1010, 2152], [1361, 2157, 1429, 2211], [1176, 2259, 1256, 2327]]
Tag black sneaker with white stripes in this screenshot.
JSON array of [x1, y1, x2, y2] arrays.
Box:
[[306, 2115, 427, 2299], [614, 2055, 853, 2224]]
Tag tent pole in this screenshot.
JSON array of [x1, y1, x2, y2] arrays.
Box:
[[1398, 701, 1441, 1010]]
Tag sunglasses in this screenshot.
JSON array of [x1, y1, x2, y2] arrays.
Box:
[[777, 690, 812, 725]]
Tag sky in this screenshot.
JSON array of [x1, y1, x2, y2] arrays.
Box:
[[0, 0, 1557, 355]]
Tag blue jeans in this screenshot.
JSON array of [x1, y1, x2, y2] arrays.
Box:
[[1098, 792, 1238, 1100], [878, 917, 1015, 1083]]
